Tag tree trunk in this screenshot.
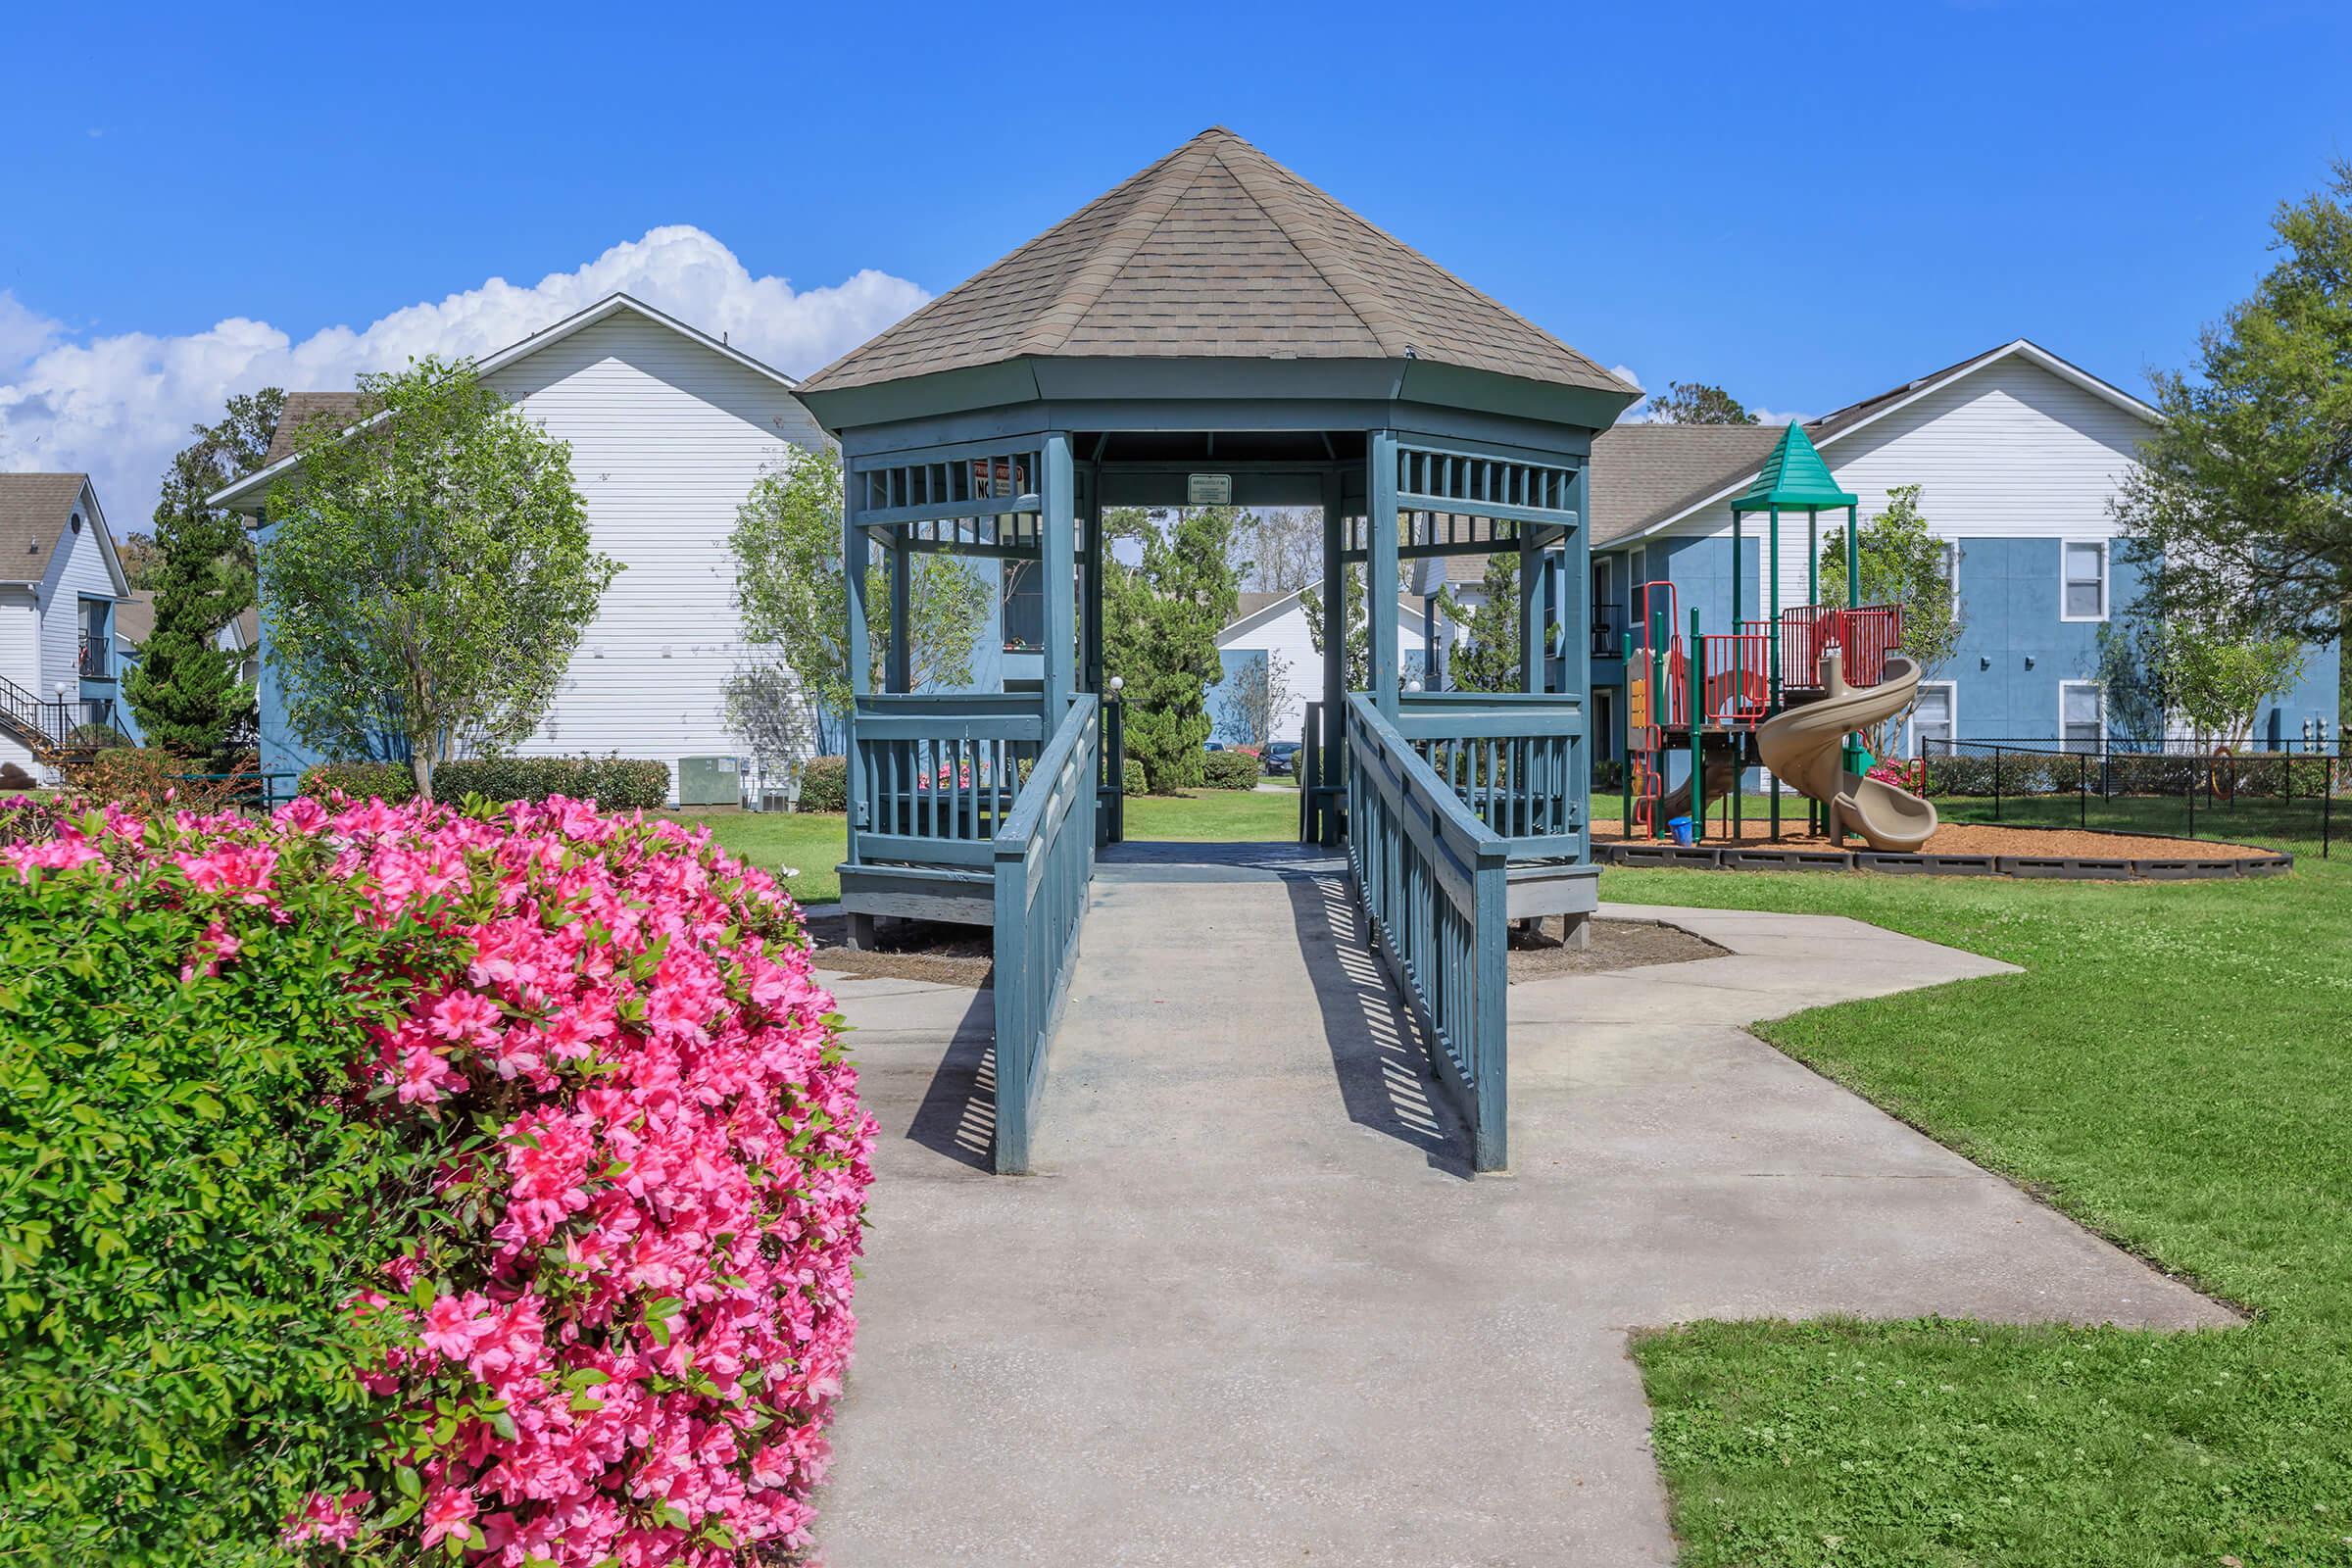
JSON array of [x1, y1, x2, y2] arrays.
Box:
[[411, 749, 434, 804]]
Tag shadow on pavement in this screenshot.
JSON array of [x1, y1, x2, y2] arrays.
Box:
[[1284, 869, 1474, 1180], [903, 986, 998, 1172]]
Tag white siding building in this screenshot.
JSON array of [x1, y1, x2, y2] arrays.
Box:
[[217, 294, 830, 802], [0, 473, 132, 780]]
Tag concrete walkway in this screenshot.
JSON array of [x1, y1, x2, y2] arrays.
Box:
[[815, 844, 2230, 1566]]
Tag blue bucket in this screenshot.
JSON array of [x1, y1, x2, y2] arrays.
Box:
[[1668, 814, 1695, 846]]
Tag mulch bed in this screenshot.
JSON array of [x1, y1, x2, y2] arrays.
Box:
[[1592, 820, 2261, 859], [1506, 916, 1726, 982], [802, 911, 993, 988]]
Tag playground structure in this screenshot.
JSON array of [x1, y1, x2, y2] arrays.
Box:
[[1617, 424, 1940, 854]]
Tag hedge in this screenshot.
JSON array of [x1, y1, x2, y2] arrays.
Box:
[[298, 756, 670, 809], [1202, 750, 1261, 790], [1121, 757, 1149, 796], [0, 796, 872, 1562], [797, 755, 849, 812], [0, 806, 456, 1562]]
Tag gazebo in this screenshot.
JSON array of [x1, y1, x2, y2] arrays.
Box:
[[792, 128, 1639, 1171]]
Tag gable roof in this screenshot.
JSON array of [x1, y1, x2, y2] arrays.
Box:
[[0, 473, 127, 594], [800, 127, 1634, 403], [1217, 586, 1429, 643], [1594, 339, 2161, 550], [214, 293, 803, 512], [0, 474, 95, 580], [262, 392, 368, 469]]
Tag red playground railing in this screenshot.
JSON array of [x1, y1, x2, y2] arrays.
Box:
[[1744, 604, 1905, 691]]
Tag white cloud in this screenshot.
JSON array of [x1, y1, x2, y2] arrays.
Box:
[[0, 226, 929, 537]]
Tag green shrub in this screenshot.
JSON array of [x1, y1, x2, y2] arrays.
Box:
[[297, 757, 670, 808], [297, 760, 416, 804], [0, 830, 458, 1561], [1202, 750, 1260, 790], [433, 755, 670, 809], [1121, 757, 1148, 796], [797, 756, 849, 812], [61, 748, 245, 811]]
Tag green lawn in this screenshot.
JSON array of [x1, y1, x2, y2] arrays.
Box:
[[666, 809, 851, 906], [1603, 836, 2352, 1568], [672, 786, 1295, 906], [1123, 786, 1298, 841]]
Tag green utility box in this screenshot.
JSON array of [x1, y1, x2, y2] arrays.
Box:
[[676, 755, 743, 808]]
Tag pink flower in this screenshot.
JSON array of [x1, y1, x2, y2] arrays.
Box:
[[419, 1485, 478, 1548]]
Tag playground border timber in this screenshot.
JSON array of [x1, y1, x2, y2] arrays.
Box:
[[1598, 838, 2293, 880]]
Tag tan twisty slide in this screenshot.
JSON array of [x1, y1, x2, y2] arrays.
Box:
[[1754, 649, 1939, 853]]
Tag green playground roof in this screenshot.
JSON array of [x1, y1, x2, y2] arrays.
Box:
[[1728, 421, 1856, 512]]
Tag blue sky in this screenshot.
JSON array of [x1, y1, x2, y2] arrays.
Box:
[[5, 0, 2348, 527]]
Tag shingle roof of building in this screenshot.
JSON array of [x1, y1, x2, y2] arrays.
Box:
[[800, 127, 1635, 399], [262, 391, 368, 469], [0, 473, 94, 580], [1444, 422, 1785, 581], [114, 589, 155, 645]]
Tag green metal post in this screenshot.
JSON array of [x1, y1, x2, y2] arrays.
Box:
[[1845, 503, 1859, 610], [1768, 503, 1782, 708], [1689, 608, 1704, 843]]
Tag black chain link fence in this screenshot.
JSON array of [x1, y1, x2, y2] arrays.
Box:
[[1920, 740, 2341, 857]]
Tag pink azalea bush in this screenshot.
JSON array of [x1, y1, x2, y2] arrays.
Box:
[[1, 794, 873, 1565]]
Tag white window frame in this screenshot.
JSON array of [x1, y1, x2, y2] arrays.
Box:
[[2059, 538, 2109, 623], [2058, 680, 2105, 752], [1911, 680, 1957, 757]]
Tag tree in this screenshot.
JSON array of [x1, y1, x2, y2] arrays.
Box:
[[1233, 508, 1320, 593], [123, 389, 284, 758], [1102, 505, 1242, 791], [1440, 554, 1524, 693], [722, 658, 823, 805], [1818, 485, 1963, 758], [2112, 161, 2352, 644], [264, 358, 615, 800], [1220, 647, 1293, 749], [730, 447, 991, 715], [115, 532, 164, 589], [1646, 381, 1759, 425], [2100, 618, 2309, 749], [1300, 564, 1367, 693]]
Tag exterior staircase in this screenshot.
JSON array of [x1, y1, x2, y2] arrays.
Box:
[[0, 672, 128, 767]]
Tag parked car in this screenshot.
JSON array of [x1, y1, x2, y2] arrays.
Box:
[[1262, 741, 1300, 776]]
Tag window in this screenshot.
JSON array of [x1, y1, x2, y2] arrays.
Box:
[[1591, 556, 1617, 655], [1594, 687, 1617, 762], [2061, 540, 2107, 621], [76, 598, 110, 679], [2060, 681, 2104, 752], [1913, 682, 1956, 757]]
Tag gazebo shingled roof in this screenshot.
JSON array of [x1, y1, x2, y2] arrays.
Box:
[[798, 127, 1636, 404]]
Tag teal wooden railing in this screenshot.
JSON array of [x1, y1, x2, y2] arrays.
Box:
[[849, 693, 1044, 868], [1395, 692, 1585, 860], [1345, 693, 1511, 1172], [992, 695, 1099, 1174]]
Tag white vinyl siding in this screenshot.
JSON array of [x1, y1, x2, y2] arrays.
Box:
[[38, 493, 118, 699], [1913, 681, 1956, 756], [2061, 539, 2108, 621], [476, 313, 828, 797], [1216, 592, 1428, 745], [1656, 355, 2152, 612], [2060, 681, 2104, 752], [0, 586, 38, 772]]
